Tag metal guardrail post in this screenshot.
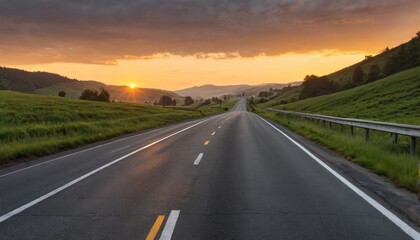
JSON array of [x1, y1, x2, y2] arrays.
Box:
[[365, 129, 370, 142], [266, 108, 420, 156], [391, 133, 398, 145], [411, 137, 417, 156]]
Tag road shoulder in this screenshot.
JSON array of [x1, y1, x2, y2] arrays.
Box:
[[258, 113, 420, 227]]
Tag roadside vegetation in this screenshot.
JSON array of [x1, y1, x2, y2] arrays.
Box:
[[0, 91, 231, 165], [251, 66, 420, 193], [257, 110, 419, 192]]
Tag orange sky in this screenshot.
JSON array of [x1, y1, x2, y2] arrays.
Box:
[[11, 51, 369, 90], [1, 1, 420, 90]]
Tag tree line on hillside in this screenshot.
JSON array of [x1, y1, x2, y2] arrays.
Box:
[[298, 31, 420, 100], [0, 66, 74, 92], [256, 85, 300, 104], [156, 95, 228, 108], [79, 88, 110, 102], [384, 32, 420, 76]]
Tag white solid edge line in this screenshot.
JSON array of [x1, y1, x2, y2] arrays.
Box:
[[159, 210, 180, 240], [0, 119, 209, 223], [0, 117, 212, 179], [0, 128, 164, 178], [193, 153, 204, 165], [257, 115, 420, 240]]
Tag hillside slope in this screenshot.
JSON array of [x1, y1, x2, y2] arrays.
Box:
[[175, 83, 298, 99], [0, 66, 181, 103], [0, 67, 74, 92], [327, 47, 400, 83], [35, 81, 182, 103], [271, 66, 420, 125]]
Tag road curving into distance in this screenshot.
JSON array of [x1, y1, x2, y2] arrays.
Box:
[[0, 98, 419, 239]]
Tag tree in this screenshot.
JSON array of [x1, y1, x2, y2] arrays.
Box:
[[96, 88, 110, 102], [299, 75, 338, 99], [367, 65, 381, 82], [58, 91, 66, 97], [259, 98, 268, 104], [383, 33, 420, 76], [211, 97, 220, 103], [352, 65, 364, 84], [80, 89, 98, 101], [258, 91, 273, 98], [159, 95, 173, 107], [0, 79, 7, 90], [80, 88, 110, 102], [172, 99, 177, 106], [364, 55, 373, 61], [184, 96, 194, 106]]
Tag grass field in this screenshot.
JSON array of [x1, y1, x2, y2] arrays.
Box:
[[267, 66, 420, 125], [253, 67, 420, 193], [0, 91, 229, 165]]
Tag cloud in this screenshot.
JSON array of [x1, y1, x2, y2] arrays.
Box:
[[0, 0, 419, 64]]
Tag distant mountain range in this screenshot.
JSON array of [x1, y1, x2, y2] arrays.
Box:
[[175, 82, 301, 99], [0, 67, 181, 103]]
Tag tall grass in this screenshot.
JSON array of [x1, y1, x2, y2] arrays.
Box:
[[258, 110, 419, 193], [0, 91, 223, 165]]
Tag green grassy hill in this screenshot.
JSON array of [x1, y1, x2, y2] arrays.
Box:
[[263, 33, 419, 101], [0, 91, 217, 165], [270, 66, 420, 125]]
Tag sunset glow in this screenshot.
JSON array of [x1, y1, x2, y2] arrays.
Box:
[[11, 51, 372, 90], [1, 1, 419, 89]]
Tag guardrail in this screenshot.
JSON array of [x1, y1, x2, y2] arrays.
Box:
[[266, 108, 420, 156]]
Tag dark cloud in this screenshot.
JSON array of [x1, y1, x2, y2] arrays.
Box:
[[0, 0, 419, 64]]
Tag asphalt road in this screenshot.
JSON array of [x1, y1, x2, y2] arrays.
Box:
[[0, 98, 419, 239]]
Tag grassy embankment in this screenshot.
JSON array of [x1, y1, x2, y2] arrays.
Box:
[[0, 91, 232, 165], [253, 67, 420, 192]]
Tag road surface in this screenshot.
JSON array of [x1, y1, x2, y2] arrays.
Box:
[[0, 98, 418, 239]]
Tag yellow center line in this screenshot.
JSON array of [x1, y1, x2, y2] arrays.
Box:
[[146, 215, 165, 240], [204, 140, 210, 145], [211, 131, 216, 136]]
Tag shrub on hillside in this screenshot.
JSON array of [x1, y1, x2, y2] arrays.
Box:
[[58, 91, 66, 97]]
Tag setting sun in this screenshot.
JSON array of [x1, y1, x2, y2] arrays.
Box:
[[129, 84, 135, 89]]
